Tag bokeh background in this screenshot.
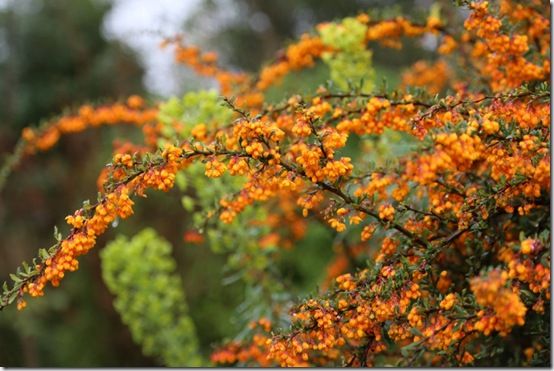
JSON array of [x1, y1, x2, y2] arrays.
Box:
[[0, 0, 443, 366]]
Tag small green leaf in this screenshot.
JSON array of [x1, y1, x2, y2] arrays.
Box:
[[400, 341, 419, 357], [181, 196, 195, 211], [39, 248, 49, 260], [409, 327, 423, 337], [8, 290, 19, 304]]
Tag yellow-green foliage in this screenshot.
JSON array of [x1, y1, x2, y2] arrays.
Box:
[[157, 89, 233, 143], [100, 228, 202, 367], [319, 17, 374, 92]]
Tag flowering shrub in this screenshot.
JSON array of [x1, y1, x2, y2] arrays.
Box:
[[0, 0, 550, 367]]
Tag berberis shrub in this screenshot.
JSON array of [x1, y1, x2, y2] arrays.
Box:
[[1, 0, 550, 367]]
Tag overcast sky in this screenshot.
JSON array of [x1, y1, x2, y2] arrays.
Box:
[[102, 0, 202, 97]]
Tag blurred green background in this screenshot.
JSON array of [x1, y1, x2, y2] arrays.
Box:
[[0, 0, 440, 366]]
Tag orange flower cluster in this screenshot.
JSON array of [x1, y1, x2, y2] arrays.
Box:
[[16, 144, 191, 309], [499, 0, 550, 55], [401, 60, 451, 94], [256, 35, 329, 90], [165, 37, 249, 96], [375, 236, 398, 262], [204, 157, 227, 178], [21, 96, 157, 153], [215, 259, 481, 367], [336, 96, 419, 136], [292, 143, 353, 183], [210, 318, 273, 367], [465, 1, 549, 91], [470, 269, 527, 336], [438, 35, 458, 55], [378, 204, 395, 221], [365, 16, 442, 49], [498, 243, 550, 303], [165, 34, 331, 108], [21, 187, 134, 307], [97, 141, 151, 191]]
